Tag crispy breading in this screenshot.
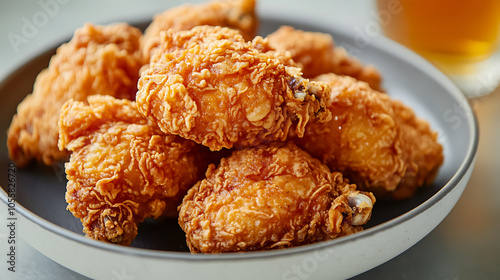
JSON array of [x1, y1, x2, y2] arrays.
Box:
[[137, 26, 331, 151], [7, 23, 144, 167], [179, 142, 375, 253], [59, 95, 207, 245], [292, 73, 444, 199], [141, 0, 258, 62], [267, 26, 383, 91]]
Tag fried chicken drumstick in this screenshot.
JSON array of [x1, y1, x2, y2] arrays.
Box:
[[267, 26, 383, 91], [137, 26, 332, 151], [7, 23, 144, 167], [179, 142, 375, 253], [292, 73, 444, 199], [59, 95, 207, 245], [141, 0, 258, 62]]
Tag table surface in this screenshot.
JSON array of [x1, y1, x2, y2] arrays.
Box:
[[0, 1, 499, 279]]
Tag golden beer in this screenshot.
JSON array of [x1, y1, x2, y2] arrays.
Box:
[[377, 0, 500, 72]]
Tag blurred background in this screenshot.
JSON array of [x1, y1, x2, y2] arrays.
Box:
[[0, 0, 498, 279]]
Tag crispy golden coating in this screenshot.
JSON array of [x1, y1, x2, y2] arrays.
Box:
[[292, 73, 444, 199], [59, 95, 206, 245], [137, 26, 332, 151], [7, 23, 144, 167], [141, 0, 258, 62], [267, 26, 383, 91], [179, 142, 375, 253]]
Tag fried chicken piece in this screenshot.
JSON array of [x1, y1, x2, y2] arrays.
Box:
[[7, 23, 144, 167], [137, 26, 332, 151], [179, 142, 375, 253], [267, 26, 383, 91], [292, 73, 444, 199], [141, 0, 258, 62], [59, 95, 206, 245]]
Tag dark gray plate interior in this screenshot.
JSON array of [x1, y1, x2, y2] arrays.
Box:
[[0, 18, 475, 253]]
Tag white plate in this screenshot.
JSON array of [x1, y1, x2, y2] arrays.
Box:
[[0, 15, 478, 280]]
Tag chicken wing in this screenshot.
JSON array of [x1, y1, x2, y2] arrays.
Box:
[[267, 26, 383, 91], [137, 25, 332, 151], [179, 142, 375, 253], [59, 95, 207, 245], [292, 73, 444, 199], [7, 23, 144, 167], [141, 0, 258, 62]]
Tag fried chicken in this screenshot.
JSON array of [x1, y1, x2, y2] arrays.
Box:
[[137, 25, 332, 151], [7, 23, 144, 167], [267, 26, 383, 91], [141, 0, 258, 62], [59, 95, 207, 245], [292, 73, 444, 199], [179, 142, 375, 253]]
